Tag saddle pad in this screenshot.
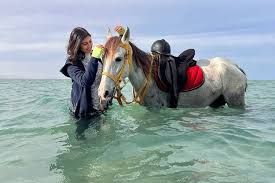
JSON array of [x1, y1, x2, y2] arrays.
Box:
[[181, 65, 204, 92]]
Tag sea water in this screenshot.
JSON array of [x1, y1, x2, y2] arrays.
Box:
[[0, 80, 274, 183]]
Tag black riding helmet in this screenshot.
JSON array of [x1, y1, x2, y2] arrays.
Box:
[[151, 39, 171, 55]]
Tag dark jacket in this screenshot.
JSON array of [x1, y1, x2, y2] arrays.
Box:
[[60, 57, 99, 119]]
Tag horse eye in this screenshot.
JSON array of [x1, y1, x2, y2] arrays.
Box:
[[115, 57, 122, 62]]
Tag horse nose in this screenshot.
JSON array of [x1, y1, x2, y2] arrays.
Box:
[[104, 90, 109, 98]]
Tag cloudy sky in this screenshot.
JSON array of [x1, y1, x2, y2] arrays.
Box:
[[0, 0, 274, 79]]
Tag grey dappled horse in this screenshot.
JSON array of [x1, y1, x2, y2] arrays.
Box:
[[99, 27, 247, 109]]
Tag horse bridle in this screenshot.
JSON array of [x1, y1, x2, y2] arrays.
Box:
[[102, 41, 153, 105]]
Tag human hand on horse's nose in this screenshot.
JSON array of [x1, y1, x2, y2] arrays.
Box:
[[114, 25, 125, 36], [91, 44, 105, 59]]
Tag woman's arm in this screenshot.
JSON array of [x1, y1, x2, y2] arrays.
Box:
[[67, 58, 99, 87]]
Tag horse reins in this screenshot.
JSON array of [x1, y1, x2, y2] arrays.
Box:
[[102, 41, 153, 105]]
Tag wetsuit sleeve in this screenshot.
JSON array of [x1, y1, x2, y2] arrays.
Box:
[[67, 58, 99, 87]]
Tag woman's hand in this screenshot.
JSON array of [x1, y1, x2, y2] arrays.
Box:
[[91, 44, 105, 59], [114, 25, 125, 36]]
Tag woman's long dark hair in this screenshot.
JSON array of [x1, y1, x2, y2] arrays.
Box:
[[67, 27, 91, 64]]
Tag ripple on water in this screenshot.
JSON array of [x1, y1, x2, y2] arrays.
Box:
[[1, 80, 275, 182]]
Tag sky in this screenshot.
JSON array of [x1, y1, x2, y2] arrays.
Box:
[[0, 0, 274, 80]]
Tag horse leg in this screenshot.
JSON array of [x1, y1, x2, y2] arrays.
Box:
[[224, 90, 245, 108], [209, 95, 226, 108]]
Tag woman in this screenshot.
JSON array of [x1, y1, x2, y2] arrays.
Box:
[[60, 27, 104, 119]]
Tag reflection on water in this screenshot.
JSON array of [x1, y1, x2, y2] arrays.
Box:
[[74, 114, 103, 140], [52, 103, 275, 183]]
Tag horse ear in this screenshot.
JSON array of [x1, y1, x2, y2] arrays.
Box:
[[106, 27, 112, 39], [121, 27, 130, 44]]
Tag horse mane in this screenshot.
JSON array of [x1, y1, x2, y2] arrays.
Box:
[[129, 42, 152, 78], [104, 36, 152, 78]]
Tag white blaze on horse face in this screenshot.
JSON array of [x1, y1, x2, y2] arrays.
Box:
[[99, 46, 129, 100]]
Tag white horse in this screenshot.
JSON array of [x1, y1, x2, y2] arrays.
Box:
[[99, 27, 247, 109]]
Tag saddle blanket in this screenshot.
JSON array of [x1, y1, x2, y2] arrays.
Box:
[[181, 65, 204, 92]]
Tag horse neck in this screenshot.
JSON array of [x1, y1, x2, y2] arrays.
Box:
[[126, 43, 163, 104], [128, 56, 147, 92]]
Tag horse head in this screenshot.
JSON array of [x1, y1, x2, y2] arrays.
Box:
[[99, 27, 133, 109]]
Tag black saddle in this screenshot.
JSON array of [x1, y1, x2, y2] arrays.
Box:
[[158, 49, 197, 108], [158, 55, 178, 108], [177, 49, 196, 66], [176, 49, 197, 93]]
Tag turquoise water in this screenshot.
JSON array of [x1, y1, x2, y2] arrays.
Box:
[[0, 80, 275, 183]]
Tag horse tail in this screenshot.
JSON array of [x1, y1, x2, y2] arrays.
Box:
[[235, 64, 246, 76], [235, 64, 247, 92]]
